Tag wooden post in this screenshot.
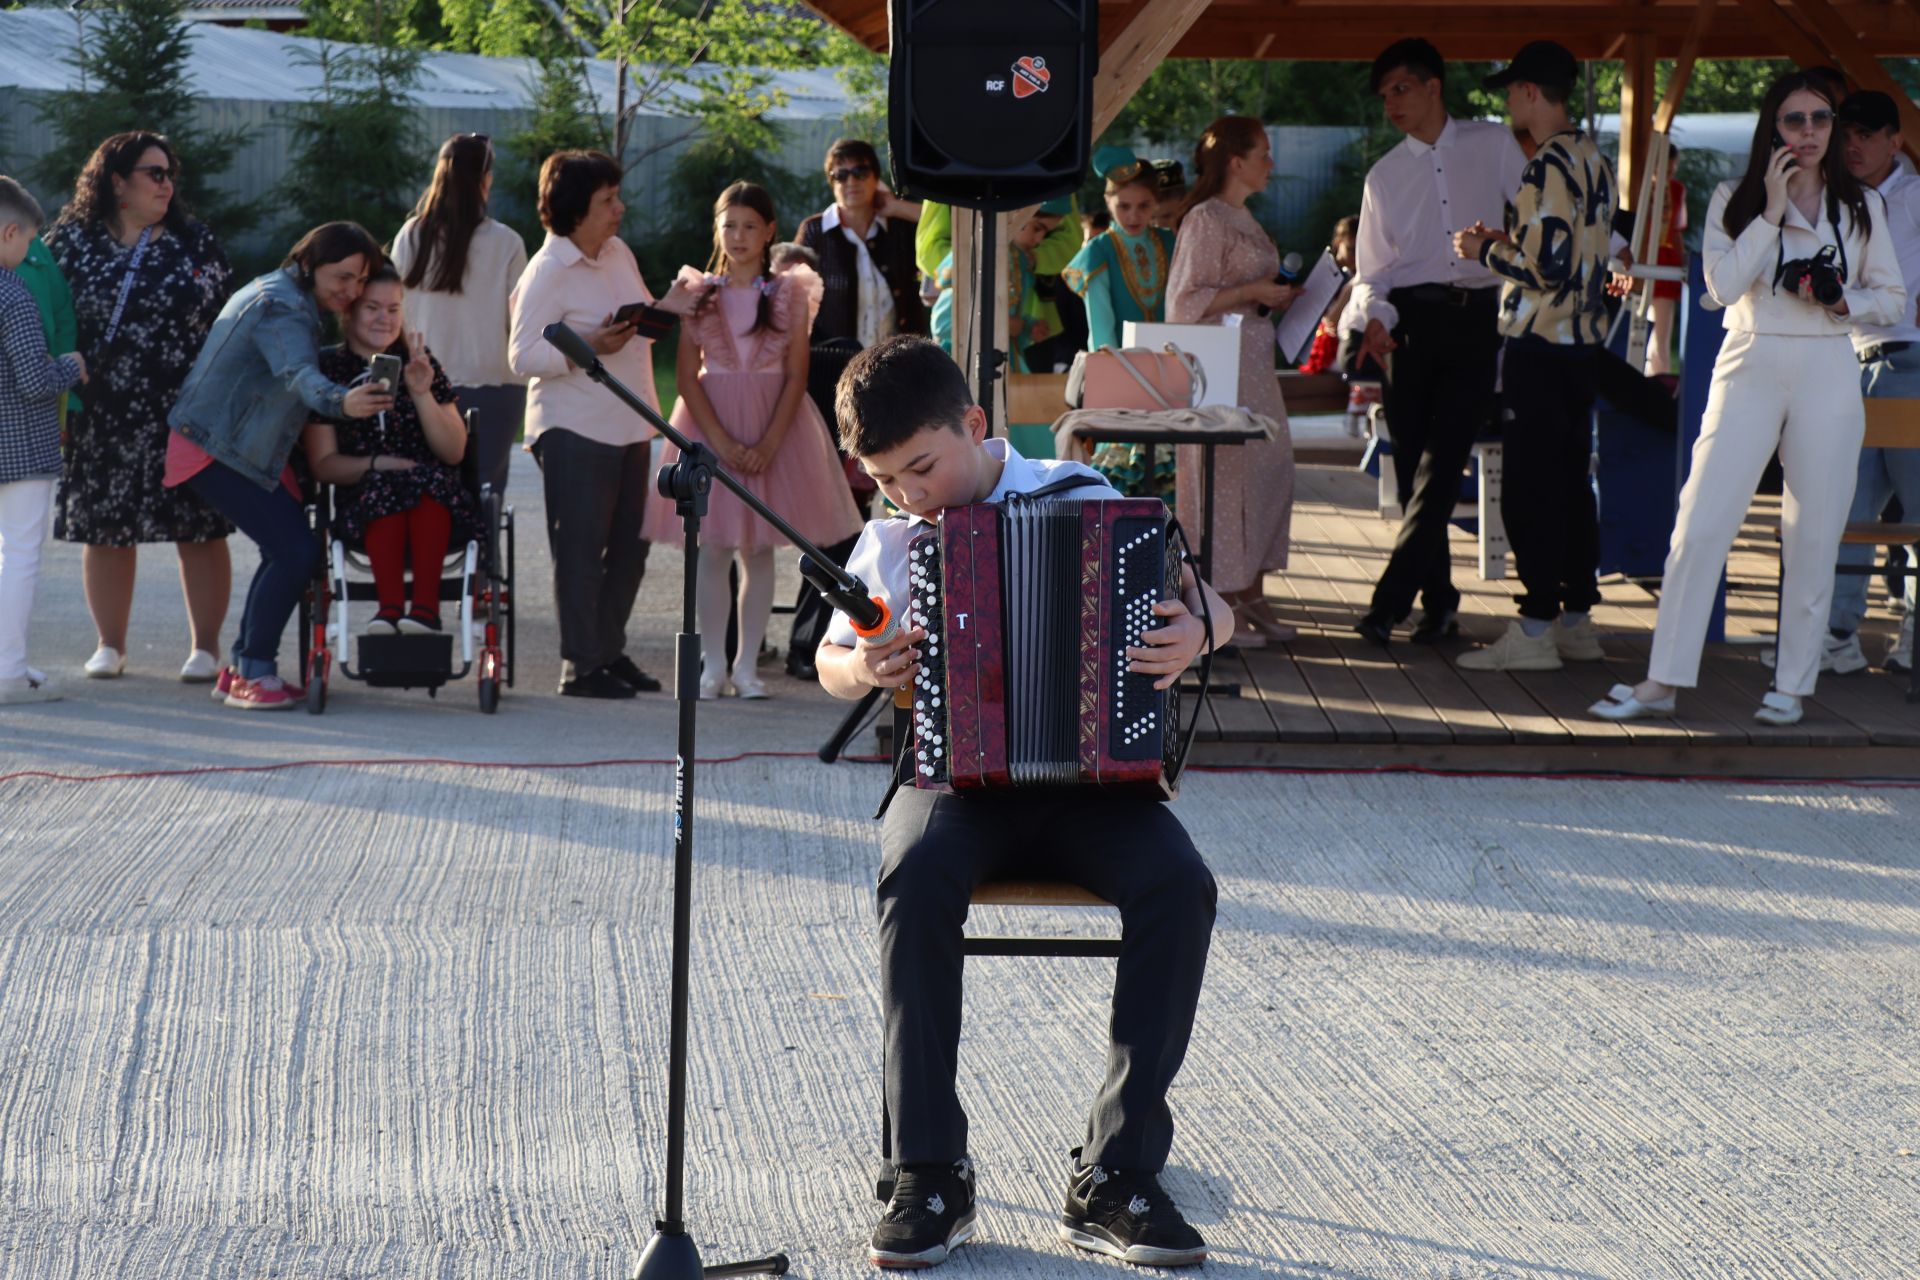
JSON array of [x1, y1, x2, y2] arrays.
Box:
[[1618, 34, 1656, 210], [1654, 0, 1719, 133], [950, 210, 1010, 434], [1779, 0, 1920, 150], [1092, 0, 1213, 136]]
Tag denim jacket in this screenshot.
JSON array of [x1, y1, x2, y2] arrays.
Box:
[[168, 267, 348, 490]]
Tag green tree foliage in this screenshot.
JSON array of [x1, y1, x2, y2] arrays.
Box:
[[497, 42, 608, 244], [30, 0, 270, 235], [633, 119, 812, 293], [277, 9, 431, 246]]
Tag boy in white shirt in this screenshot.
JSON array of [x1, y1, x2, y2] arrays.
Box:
[[817, 336, 1231, 1269]]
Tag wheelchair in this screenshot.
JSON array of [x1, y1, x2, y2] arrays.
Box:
[[296, 409, 516, 714]]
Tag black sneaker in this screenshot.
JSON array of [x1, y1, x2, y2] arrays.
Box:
[[1409, 607, 1460, 644], [606, 654, 663, 692], [869, 1157, 977, 1268], [1058, 1147, 1207, 1267], [559, 668, 636, 699], [1354, 611, 1397, 646]]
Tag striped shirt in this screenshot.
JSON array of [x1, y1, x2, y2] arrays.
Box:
[[1480, 129, 1617, 345], [0, 267, 83, 485]]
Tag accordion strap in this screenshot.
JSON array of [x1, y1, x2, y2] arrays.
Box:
[[1003, 474, 1111, 504]]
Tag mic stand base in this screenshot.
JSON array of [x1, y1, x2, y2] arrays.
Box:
[[631, 1223, 788, 1280]]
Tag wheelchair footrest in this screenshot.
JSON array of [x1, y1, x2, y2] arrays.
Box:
[[357, 633, 455, 686]]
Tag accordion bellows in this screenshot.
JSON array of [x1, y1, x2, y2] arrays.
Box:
[[906, 498, 1184, 798]]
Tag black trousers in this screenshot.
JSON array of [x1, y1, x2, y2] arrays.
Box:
[[1500, 341, 1602, 621], [1370, 289, 1501, 620], [530, 429, 651, 679], [877, 786, 1216, 1172]]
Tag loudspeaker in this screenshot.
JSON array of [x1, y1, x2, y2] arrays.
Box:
[[887, 0, 1097, 212]]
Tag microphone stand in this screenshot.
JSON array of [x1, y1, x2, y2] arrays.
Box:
[[543, 322, 886, 1280]]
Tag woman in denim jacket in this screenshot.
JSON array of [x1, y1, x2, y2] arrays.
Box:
[[165, 222, 394, 710]]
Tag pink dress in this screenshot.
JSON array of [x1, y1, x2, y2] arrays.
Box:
[[1166, 197, 1295, 593], [645, 281, 863, 551]]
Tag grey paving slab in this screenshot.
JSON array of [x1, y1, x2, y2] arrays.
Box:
[[3, 755, 1918, 1278]]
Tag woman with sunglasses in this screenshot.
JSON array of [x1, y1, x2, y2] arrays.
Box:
[[45, 132, 235, 684], [796, 139, 928, 347], [390, 132, 528, 500], [1592, 71, 1906, 727]]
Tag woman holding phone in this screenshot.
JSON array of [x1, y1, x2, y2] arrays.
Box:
[[303, 264, 474, 636], [165, 221, 392, 710], [1591, 70, 1905, 726]]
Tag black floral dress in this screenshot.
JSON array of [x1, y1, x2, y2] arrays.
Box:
[[316, 344, 476, 547], [48, 218, 233, 545]]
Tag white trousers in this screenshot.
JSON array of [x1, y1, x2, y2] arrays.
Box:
[[1649, 331, 1863, 696], [0, 478, 55, 682]]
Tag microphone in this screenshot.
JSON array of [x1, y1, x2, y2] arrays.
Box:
[[542, 321, 600, 371], [1257, 252, 1306, 317], [799, 555, 902, 646]]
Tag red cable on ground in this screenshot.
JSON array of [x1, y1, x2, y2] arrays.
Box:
[[3, 754, 1919, 789]]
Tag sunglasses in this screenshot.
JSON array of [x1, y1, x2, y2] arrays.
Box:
[[831, 165, 875, 184], [131, 164, 176, 185], [1779, 109, 1835, 129]]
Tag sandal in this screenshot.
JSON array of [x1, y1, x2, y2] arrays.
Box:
[[1588, 682, 1677, 722]]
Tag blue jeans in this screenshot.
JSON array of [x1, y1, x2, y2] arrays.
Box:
[[1832, 348, 1920, 634], [185, 461, 318, 679]]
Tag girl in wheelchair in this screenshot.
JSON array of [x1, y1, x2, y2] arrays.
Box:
[[301, 265, 476, 634]]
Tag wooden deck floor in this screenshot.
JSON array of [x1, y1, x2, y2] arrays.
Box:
[[1189, 466, 1920, 777]]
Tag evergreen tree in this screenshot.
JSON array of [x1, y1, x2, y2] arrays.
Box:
[[31, 0, 270, 235], [496, 40, 608, 245], [277, 12, 431, 245]]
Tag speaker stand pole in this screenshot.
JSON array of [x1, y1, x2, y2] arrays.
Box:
[[974, 209, 1003, 434]]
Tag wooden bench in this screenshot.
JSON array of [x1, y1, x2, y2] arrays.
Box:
[[1786, 398, 1920, 701], [875, 877, 1121, 1200]]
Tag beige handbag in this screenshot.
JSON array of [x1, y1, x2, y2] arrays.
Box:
[[1065, 344, 1206, 412]]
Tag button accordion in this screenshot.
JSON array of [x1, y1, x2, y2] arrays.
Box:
[[904, 497, 1187, 798]]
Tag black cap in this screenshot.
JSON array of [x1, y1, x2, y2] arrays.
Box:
[[1839, 90, 1900, 133], [1484, 41, 1579, 92]]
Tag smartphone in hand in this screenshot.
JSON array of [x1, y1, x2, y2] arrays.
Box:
[[612, 302, 678, 340], [368, 352, 404, 393]]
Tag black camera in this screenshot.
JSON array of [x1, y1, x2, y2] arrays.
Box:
[[1777, 244, 1846, 306]]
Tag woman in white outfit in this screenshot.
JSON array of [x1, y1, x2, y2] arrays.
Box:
[[1593, 71, 1906, 727]]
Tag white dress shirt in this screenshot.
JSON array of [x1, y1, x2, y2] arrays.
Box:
[[822, 203, 898, 349], [825, 439, 1118, 649], [1850, 167, 1920, 352], [1701, 179, 1905, 336], [507, 233, 660, 448], [1348, 116, 1529, 331]]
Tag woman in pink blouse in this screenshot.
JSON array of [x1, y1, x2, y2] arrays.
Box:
[[1166, 116, 1299, 646], [506, 151, 668, 700]]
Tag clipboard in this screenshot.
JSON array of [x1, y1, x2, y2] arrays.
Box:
[[1273, 249, 1350, 365]]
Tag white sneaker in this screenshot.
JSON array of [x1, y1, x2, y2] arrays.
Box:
[[1553, 615, 1605, 662], [1886, 613, 1914, 673], [1760, 632, 1868, 674], [83, 645, 126, 678], [1456, 621, 1563, 671], [1754, 691, 1803, 726], [179, 649, 220, 682], [0, 673, 63, 705]]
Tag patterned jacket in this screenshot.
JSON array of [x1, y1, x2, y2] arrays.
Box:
[[1479, 129, 1616, 345], [0, 267, 83, 485]]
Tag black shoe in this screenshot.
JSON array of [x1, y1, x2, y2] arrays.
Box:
[[1059, 1147, 1207, 1267], [559, 668, 637, 699], [870, 1157, 978, 1268], [1354, 612, 1397, 646], [786, 658, 818, 682], [1409, 608, 1460, 644], [605, 654, 662, 692], [397, 609, 443, 634]]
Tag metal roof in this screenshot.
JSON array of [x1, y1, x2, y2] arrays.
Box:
[[0, 7, 854, 118]]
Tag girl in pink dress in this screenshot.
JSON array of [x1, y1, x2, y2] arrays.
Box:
[[645, 182, 864, 699]]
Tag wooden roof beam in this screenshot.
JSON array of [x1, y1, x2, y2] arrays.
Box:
[[1093, 0, 1215, 135], [1778, 0, 1920, 156]]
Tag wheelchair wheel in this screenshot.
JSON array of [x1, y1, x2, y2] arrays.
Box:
[[306, 647, 329, 715], [478, 674, 500, 714]]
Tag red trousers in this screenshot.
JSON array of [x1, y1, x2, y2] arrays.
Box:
[[363, 498, 452, 614]]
